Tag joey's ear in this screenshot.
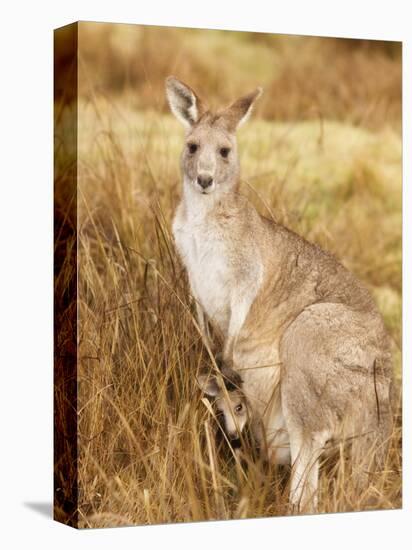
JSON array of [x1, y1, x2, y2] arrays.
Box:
[[221, 365, 243, 392], [196, 373, 221, 397], [165, 76, 205, 128], [220, 87, 262, 132]]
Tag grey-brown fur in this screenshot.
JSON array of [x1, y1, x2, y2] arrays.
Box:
[[166, 76, 393, 512]]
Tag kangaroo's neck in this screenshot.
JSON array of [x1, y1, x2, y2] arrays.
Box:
[[181, 178, 241, 222]]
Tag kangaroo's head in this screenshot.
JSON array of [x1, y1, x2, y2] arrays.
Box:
[[196, 367, 248, 440], [166, 76, 262, 197]]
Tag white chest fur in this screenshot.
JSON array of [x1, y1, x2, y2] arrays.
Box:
[[174, 215, 230, 331], [172, 190, 263, 340]]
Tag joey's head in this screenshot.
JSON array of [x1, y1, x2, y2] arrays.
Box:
[[196, 367, 248, 440], [166, 76, 262, 197]]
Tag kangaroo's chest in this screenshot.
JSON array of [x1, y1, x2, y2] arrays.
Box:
[[173, 204, 263, 338], [173, 216, 233, 332]]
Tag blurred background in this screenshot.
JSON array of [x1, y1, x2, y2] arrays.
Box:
[[56, 22, 401, 131]]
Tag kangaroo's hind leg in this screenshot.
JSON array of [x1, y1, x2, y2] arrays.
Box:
[[288, 428, 328, 513], [280, 303, 392, 513]]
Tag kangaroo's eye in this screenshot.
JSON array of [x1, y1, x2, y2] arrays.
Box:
[[220, 147, 230, 158], [235, 404, 243, 414], [188, 143, 198, 154]]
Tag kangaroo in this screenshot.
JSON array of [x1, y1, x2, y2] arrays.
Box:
[[165, 76, 393, 512], [196, 366, 248, 441], [197, 367, 290, 465]]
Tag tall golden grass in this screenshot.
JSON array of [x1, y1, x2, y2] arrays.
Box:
[[56, 23, 402, 527]]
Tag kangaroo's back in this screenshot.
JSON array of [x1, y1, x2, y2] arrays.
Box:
[[259, 215, 379, 315]]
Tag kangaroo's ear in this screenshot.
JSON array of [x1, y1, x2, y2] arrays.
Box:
[[221, 87, 262, 132], [165, 76, 205, 128], [196, 373, 221, 397], [221, 365, 243, 392]]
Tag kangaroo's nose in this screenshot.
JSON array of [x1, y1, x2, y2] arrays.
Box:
[[229, 436, 241, 448], [197, 175, 213, 189]]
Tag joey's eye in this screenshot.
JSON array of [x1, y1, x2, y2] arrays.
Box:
[[235, 404, 243, 414], [220, 147, 230, 158], [188, 143, 198, 154]]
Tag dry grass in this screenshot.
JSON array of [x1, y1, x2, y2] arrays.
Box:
[[55, 23, 402, 528]]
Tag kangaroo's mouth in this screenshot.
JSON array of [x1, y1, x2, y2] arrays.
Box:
[[199, 186, 215, 195], [229, 437, 242, 449]]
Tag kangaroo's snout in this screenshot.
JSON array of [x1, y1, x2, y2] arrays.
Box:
[[197, 174, 214, 190], [227, 430, 240, 442], [228, 435, 241, 448], [219, 415, 241, 443]]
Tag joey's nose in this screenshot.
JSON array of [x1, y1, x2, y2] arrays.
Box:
[[229, 436, 241, 448], [197, 175, 213, 189]]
